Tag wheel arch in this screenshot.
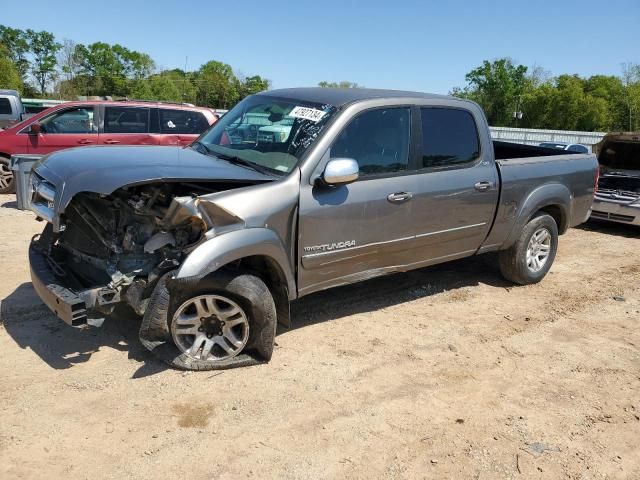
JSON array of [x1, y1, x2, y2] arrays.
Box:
[[503, 183, 571, 249], [172, 228, 296, 327]]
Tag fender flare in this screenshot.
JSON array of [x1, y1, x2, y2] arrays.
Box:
[[503, 183, 571, 249], [174, 228, 297, 299]]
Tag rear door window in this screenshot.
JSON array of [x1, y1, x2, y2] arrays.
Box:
[[420, 108, 480, 168], [159, 109, 209, 134], [104, 106, 150, 133], [330, 107, 411, 176], [0, 98, 12, 115]]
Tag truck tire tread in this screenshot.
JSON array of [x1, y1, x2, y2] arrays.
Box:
[[139, 269, 277, 371], [0, 156, 15, 194], [498, 212, 558, 285]]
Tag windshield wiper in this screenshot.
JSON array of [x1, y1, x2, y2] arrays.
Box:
[[192, 141, 279, 176], [214, 152, 277, 176], [191, 140, 211, 155]]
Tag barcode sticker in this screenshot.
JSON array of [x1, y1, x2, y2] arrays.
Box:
[[288, 106, 326, 123]]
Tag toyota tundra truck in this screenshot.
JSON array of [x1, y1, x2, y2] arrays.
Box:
[[21, 88, 599, 370]]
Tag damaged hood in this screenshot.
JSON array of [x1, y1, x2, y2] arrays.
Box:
[[34, 145, 275, 212]]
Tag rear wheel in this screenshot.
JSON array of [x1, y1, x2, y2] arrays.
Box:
[[0, 157, 15, 194], [499, 213, 558, 285]]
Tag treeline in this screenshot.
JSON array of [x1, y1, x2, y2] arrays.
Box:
[[452, 58, 640, 132], [0, 25, 270, 108], [2, 24, 639, 131]]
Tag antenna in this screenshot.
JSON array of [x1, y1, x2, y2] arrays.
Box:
[[182, 56, 188, 101]]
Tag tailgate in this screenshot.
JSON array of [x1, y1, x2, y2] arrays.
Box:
[[10, 154, 43, 210]]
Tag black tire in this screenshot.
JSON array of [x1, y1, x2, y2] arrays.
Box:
[[0, 157, 15, 194], [499, 213, 558, 285], [139, 270, 277, 371]]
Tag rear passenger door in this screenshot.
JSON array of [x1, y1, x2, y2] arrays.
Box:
[[410, 107, 498, 260], [158, 108, 211, 146], [99, 105, 156, 146]]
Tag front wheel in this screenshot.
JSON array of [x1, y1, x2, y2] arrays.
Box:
[[0, 157, 15, 194], [139, 270, 277, 371], [499, 213, 558, 285]]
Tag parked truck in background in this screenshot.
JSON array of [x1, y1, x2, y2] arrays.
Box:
[[0, 90, 27, 130], [0, 90, 65, 130], [20, 88, 599, 371]]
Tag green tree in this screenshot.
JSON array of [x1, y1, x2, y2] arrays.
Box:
[[546, 75, 585, 130], [240, 75, 271, 97], [26, 29, 61, 94], [318, 81, 361, 88], [453, 58, 528, 126], [621, 63, 640, 131], [156, 69, 197, 103], [0, 43, 23, 91], [195, 60, 240, 108], [129, 72, 182, 102], [0, 25, 29, 80], [75, 42, 155, 96]]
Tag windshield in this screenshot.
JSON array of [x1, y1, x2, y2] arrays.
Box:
[[196, 95, 337, 175]]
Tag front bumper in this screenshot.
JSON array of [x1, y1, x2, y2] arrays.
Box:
[[29, 242, 88, 327], [591, 197, 640, 226]]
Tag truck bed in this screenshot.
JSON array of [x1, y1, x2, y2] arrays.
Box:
[[480, 141, 599, 251], [493, 140, 577, 160]]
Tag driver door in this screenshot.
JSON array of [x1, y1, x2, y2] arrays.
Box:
[[27, 105, 99, 154], [297, 107, 417, 296]]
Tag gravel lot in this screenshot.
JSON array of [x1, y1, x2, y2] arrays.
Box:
[[0, 192, 639, 479]]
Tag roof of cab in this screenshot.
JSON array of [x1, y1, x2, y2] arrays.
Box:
[[260, 87, 455, 107]]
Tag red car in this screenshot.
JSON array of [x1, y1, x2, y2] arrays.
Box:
[[0, 100, 219, 193]]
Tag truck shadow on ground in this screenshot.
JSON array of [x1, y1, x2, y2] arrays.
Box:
[[1, 198, 18, 209], [0, 282, 167, 377], [1, 255, 508, 376], [578, 219, 640, 238], [287, 254, 509, 332]]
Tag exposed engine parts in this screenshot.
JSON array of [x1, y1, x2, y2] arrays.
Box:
[[40, 182, 231, 317]]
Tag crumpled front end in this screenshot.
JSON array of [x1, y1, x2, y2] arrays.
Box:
[[29, 182, 247, 326]]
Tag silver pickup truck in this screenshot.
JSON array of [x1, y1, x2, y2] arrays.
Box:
[[22, 88, 599, 370]]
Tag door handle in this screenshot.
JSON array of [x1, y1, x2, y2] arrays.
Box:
[[387, 191, 413, 204], [103, 139, 120, 144], [77, 139, 93, 145], [474, 181, 492, 191]]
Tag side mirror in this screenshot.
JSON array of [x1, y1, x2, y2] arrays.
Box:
[[29, 123, 41, 135], [322, 158, 359, 185]]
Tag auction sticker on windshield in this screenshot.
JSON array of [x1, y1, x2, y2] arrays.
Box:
[[288, 106, 327, 122]]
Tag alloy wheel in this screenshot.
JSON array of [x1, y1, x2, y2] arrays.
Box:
[[171, 294, 249, 362], [0, 162, 13, 190], [526, 227, 551, 273]]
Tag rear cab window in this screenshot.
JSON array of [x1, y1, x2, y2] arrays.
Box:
[[420, 107, 480, 169], [0, 97, 12, 115]]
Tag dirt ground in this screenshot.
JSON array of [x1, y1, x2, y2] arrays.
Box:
[[0, 192, 639, 480]]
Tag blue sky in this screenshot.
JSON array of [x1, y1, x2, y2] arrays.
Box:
[[3, 0, 639, 94]]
